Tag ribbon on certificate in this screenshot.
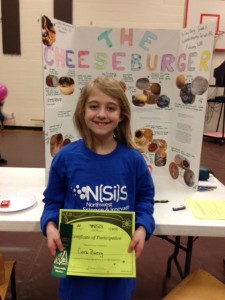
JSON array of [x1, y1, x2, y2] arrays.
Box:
[[51, 223, 73, 278]]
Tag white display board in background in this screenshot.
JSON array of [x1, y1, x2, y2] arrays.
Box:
[[42, 16, 215, 189]]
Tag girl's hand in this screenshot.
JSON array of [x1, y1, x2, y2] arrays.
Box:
[[46, 221, 64, 256], [128, 226, 146, 259]]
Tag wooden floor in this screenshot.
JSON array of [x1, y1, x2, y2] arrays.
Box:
[[0, 129, 225, 300]]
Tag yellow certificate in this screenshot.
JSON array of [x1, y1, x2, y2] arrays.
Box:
[[52, 209, 136, 278]]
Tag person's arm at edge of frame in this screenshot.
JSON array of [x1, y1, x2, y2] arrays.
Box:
[[128, 159, 155, 259], [40, 157, 66, 256]]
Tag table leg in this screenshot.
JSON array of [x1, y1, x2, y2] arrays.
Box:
[[156, 235, 195, 279], [183, 236, 194, 277], [11, 263, 16, 300], [166, 236, 183, 278]]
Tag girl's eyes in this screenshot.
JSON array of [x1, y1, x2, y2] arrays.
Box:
[[89, 104, 98, 109], [107, 106, 116, 112], [88, 104, 117, 112]]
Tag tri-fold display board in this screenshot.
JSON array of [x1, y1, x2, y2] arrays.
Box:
[[42, 16, 215, 189]]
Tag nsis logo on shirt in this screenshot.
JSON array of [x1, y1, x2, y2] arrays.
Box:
[[71, 184, 128, 202]]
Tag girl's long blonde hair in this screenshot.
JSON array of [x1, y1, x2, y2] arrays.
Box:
[[73, 76, 137, 151]]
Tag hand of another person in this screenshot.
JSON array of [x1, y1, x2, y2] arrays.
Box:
[[128, 226, 146, 259], [46, 221, 64, 256]]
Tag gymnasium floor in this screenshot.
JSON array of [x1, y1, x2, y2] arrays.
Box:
[[0, 128, 225, 300]]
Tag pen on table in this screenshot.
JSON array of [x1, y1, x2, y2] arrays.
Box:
[[172, 205, 186, 211], [198, 186, 217, 192], [154, 200, 169, 203]]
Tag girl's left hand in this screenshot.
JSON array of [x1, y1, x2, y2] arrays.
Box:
[[128, 226, 146, 259]]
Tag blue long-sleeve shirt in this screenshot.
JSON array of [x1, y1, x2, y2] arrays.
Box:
[[41, 139, 155, 239], [40, 139, 155, 300]]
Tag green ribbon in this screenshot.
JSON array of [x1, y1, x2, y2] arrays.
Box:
[[51, 223, 73, 278]]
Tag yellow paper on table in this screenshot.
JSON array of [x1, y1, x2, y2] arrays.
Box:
[[186, 199, 225, 220], [57, 209, 136, 278]]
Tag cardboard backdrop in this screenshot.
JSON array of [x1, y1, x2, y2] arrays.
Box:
[[42, 16, 215, 189]]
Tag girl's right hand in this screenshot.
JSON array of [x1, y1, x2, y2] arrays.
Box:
[[46, 221, 64, 256]]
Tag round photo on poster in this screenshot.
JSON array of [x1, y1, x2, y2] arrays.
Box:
[[42, 15, 56, 46], [150, 83, 161, 95], [46, 75, 59, 87], [156, 95, 170, 108], [191, 76, 208, 96], [134, 128, 153, 147], [59, 77, 75, 95], [180, 83, 195, 104], [176, 74, 186, 89], [132, 93, 147, 106], [174, 154, 190, 170], [154, 151, 166, 167], [50, 133, 71, 157], [50, 133, 63, 157], [136, 77, 151, 90], [148, 140, 158, 153], [157, 139, 167, 151], [147, 138, 167, 153], [169, 162, 179, 179], [184, 169, 195, 187]]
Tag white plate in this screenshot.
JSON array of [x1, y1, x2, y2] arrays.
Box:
[[0, 193, 37, 212]]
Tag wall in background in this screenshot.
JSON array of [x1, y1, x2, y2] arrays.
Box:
[[0, 0, 224, 130]]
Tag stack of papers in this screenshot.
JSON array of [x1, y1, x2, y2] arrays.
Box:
[[186, 199, 225, 220]]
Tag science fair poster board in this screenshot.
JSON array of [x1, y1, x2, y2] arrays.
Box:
[[41, 16, 215, 189]]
